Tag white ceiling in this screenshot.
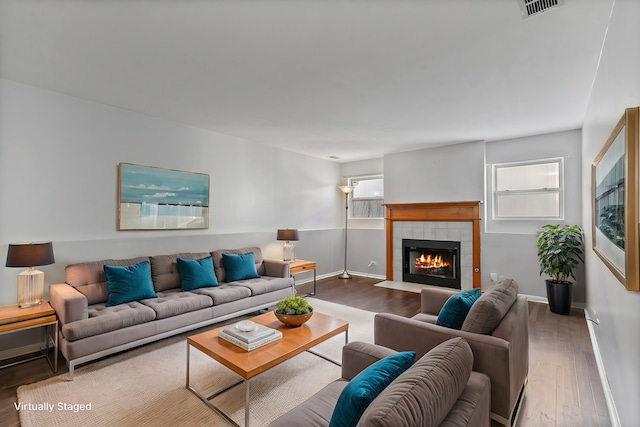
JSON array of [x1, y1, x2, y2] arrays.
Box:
[[0, 0, 614, 162]]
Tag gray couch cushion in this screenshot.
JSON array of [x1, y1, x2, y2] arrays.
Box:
[[358, 337, 473, 427], [191, 284, 252, 305], [212, 247, 265, 283], [439, 371, 491, 427], [139, 289, 212, 319], [268, 380, 348, 427], [411, 312, 438, 324], [461, 278, 518, 334], [226, 276, 292, 296], [150, 252, 211, 292], [65, 257, 149, 305], [62, 301, 156, 342]]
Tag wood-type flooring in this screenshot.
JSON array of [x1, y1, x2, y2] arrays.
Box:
[[0, 275, 610, 426]]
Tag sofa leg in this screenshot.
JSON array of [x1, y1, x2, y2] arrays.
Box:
[[491, 379, 527, 426], [490, 412, 510, 426], [67, 362, 75, 381]]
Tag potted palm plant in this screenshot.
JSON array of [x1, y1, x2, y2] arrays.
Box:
[[536, 224, 584, 315]]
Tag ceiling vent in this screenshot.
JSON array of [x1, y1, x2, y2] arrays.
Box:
[[518, 0, 564, 18]]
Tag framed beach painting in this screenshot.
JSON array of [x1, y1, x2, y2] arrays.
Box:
[[592, 107, 639, 291], [118, 163, 210, 230]]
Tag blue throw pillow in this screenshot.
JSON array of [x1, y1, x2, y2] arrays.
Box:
[[436, 288, 481, 329], [329, 351, 416, 427], [104, 260, 157, 307], [177, 256, 219, 291], [222, 252, 260, 282]]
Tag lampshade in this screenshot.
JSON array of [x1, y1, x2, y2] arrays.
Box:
[[6, 242, 55, 267], [339, 185, 355, 195], [277, 229, 299, 242]]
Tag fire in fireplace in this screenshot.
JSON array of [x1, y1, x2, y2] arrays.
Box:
[[402, 239, 461, 289]]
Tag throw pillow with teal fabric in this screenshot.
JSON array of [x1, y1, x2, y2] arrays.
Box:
[[222, 252, 260, 282], [177, 256, 219, 291], [436, 288, 481, 329], [104, 260, 158, 306], [329, 351, 416, 427]]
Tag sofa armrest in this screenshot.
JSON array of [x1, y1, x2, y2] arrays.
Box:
[[375, 313, 518, 421], [263, 259, 290, 278], [49, 283, 89, 326], [420, 287, 458, 315], [341, 341, 397, 381]]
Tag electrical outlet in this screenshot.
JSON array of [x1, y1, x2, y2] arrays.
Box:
[[368, 261, 377, 267], [490, 273, 498, 282]]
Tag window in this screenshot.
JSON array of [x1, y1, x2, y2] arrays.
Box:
[[349, 175, 384, 218], [492, 159, 563, 219]]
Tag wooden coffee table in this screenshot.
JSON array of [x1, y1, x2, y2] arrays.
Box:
[[186, 311, 348, 426]]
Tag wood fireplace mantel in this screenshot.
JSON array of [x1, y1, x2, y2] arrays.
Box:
[[385, 201, 481, 288]]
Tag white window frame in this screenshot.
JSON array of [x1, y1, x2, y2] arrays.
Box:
[[491, 158, 564, 220], [348, 175, 384, 219]]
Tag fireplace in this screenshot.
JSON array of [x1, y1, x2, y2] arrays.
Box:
[[402, 239, 461, 289]]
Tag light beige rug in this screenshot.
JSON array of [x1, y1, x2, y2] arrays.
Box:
[[18, 298, 375, 427]]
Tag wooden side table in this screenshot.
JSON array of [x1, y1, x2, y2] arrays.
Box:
[[0, 301, 58, 373], [287, 260, 317, 296]]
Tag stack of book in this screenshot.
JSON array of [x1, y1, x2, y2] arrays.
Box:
[[218, 323, 282, 351]]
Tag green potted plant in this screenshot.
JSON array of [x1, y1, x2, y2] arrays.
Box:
[[274, 295, 314, 326], [536, 224, 584, 315]]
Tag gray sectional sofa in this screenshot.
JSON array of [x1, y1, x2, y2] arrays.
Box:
[[49, 247, 294, 379]]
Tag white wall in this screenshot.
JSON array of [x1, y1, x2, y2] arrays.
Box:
[[484, 130, 584, 300], [384, 141, 485, 204], [581, 0, 640, 424], [0, 79, 344, 305], [339, 158, 386, 277], [382, 134, 584, 299]]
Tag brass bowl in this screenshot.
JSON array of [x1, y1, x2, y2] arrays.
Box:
[[274, 308, 313, 327]]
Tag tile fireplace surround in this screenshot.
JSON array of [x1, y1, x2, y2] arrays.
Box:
[[385, 202, 482, 289]]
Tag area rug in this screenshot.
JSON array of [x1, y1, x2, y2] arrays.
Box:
[[17, 298, 375, 427], [374, 280, 426, 293]]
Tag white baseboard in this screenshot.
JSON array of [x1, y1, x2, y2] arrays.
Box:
[[522, 294, 585, 310], [584, 309, 620, 427]]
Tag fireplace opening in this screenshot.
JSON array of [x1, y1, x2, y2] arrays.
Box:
[[402, 239, 461, 289]]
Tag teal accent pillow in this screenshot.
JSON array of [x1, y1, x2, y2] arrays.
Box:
[[222, 252, 260, 282], [177, 256, 218, 291], [104, 261, 157, 307], [436, 288, 481, 329], [329, 351, 416, 427]]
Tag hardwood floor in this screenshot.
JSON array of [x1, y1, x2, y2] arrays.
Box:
[[0, 276, 610, 427]]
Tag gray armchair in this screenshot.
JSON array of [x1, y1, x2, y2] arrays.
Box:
[[374, 278, 529, 426]]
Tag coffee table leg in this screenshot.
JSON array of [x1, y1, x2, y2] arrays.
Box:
[[186, 343, 190, 388], [245, 380, 250, 427]]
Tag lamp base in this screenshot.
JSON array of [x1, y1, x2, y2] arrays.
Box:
[[338, 271, 352, 279], [19, 300, 43, 309], [17, 268, 45, 309], [283, 242, 296, 262]]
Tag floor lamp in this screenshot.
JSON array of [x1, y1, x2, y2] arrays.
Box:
[[338, 185, 355, 279]]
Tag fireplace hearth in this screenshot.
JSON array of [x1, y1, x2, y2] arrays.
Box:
[[402, 239, 461, 289]]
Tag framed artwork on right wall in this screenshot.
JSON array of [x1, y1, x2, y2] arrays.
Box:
[[592, 106, 639, 291]]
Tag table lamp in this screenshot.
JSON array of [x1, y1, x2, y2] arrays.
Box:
[[277, 229, 299, 261], [6, 241, 55, 308]]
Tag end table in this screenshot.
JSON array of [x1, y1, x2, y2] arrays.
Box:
[[0, 301, 58, 373], [287, 260, 317, 296]]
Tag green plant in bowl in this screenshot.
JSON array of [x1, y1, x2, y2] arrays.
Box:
[[275, 295, 312, 315], [275, 295, 313, 326]]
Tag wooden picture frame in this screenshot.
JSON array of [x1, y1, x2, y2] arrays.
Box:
[[118, 163, 210, 230], [592, 107, 639, 291]]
